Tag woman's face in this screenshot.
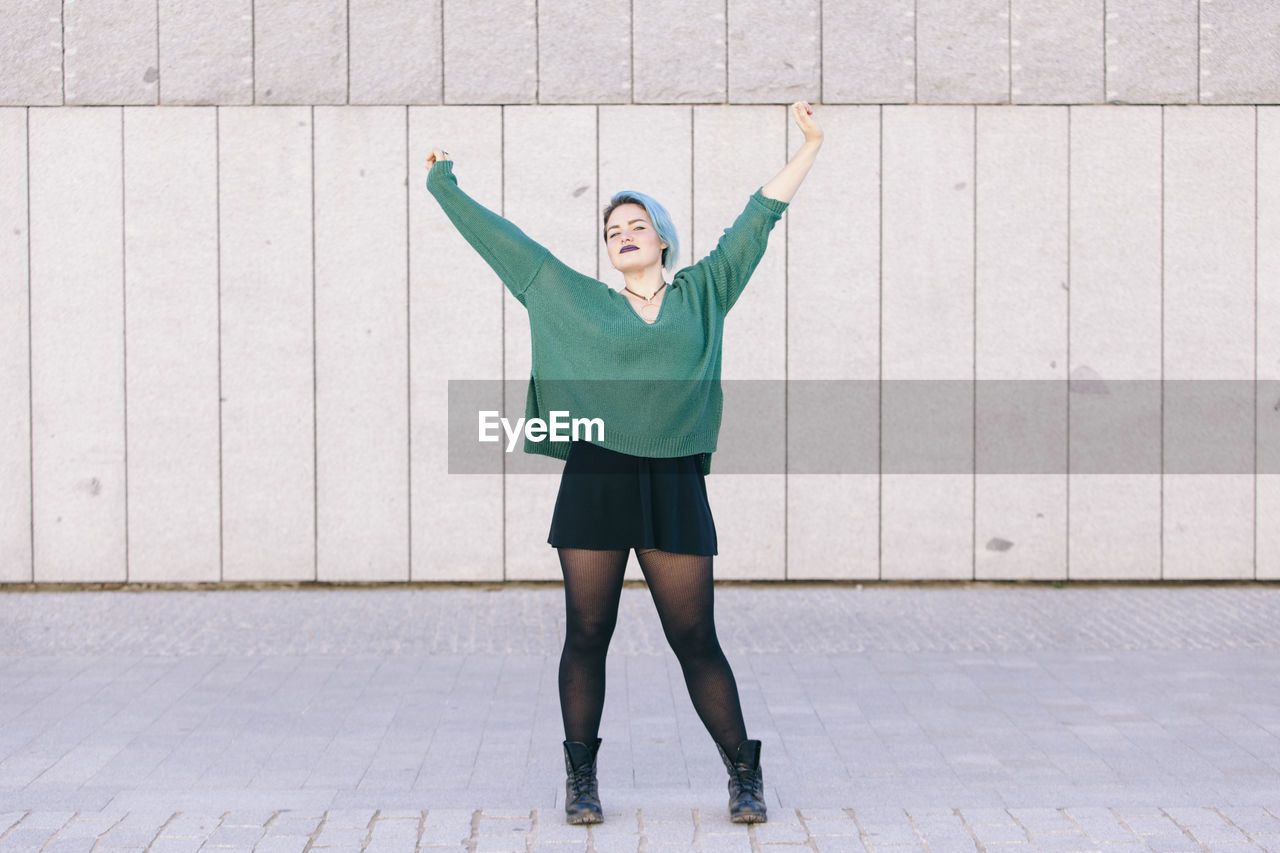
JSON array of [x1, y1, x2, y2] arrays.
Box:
[[604, 203, 667, 273]]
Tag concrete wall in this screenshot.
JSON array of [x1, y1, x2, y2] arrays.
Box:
[[0, 1, 1277, 583]]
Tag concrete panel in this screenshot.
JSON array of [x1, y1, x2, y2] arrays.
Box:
[[0, 0, 62, 105], [314, 106, 409, 582], [64, 0, 157, 105], [443, 0, 536, 104], [503, 106, 597, 581], [0, 109, 31, 581], [727, 0, 820, 104], [1105, 0, 1197, 105], [784, 106, 879, 580], [974, 106, 1067, 581], [1162, 106, 1254, 580], [633, 0, 724, 103], [538, 0, 630, 104], [694, 106, 786, 380], [1067, 106, 1162, 580], [821, 0, 914, 104], [122, 106, 220, 583], [29, 107, 126, 582], [1011, 0, 1103, 104], [349, 0, 442, 105], [409, 106, 504, 582], [255, 0, 346, 104], [218, 106, 314, 580], [917, 0, 1009, 104], [1200, 0, 1280, 104], [881, 105, 973, 580], [157, 0, 253, 105], [1261, 107, 1279, 580], [598, 104, 692, 581], [694, 105, 787, 579]]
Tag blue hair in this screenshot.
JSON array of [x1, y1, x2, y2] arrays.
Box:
[[603, 190, 680, 272]]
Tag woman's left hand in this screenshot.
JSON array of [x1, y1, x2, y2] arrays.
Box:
[[791, 101, 823, 144]]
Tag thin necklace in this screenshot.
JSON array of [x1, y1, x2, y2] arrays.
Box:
[[623, 281, 667, 322]]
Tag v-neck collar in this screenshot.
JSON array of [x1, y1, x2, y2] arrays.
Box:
[[618, 281, 673, 325]]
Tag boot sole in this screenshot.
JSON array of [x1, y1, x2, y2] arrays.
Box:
[[566, 813, 604, 825], [731, 812, 768, 824]]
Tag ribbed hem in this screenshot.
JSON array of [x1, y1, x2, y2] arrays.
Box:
[[522, 427, 717, 461], [751, 187, 790, 215], [425, 158, 454, 190]]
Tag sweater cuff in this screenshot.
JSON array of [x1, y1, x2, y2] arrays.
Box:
[[426, 158, 455, 187], [751, 187, 790, 216]]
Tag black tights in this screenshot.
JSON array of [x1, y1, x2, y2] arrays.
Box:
[[556, 546, 749, 756]]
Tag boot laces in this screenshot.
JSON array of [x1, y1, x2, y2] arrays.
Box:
[[569, 763, 598, 798], [732, 763, 763, 796]]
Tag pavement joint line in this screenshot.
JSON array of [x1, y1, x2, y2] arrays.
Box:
[[0, 808, 1279, 849]]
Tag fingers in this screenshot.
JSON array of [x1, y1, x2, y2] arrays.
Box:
[[425, 147, 452, 169]]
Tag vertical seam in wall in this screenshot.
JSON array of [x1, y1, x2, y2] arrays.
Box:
[[817, 0, 823, 105], [534, 1, 540, 104], [912, 0, 917, 104], [346, 0, 351, 104], [60, 3, 65, 104], [1253, 105, 1258, 580], [971, 104, 977, 581], [405, 105, 413, 581], [121, 107, 130, 583], [629, 0, 635, 104], [1102, 0, 1107, 103], [595, 105, 600, 281], [154, 0, 161, 104], [783, 104, 788, 581], [251, 0, 256, 105], [1159, 105, 1165, 580], [1065, 105, 1071, 581], [878, 104, 883, 582], [501, 105, 507, 581], [1007, 0, 1012, 104], [216, 107, 224, 583], [724, 0, 729, 102], [439, 0, 445, 103], [311, 105, 319, 582], [26, 107, 34, 582], [1196, 1, 1200, 104]]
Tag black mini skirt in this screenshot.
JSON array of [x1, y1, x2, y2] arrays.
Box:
[[546, 440, 718, 556]]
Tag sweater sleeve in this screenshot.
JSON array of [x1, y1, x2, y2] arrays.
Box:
[[690, 188, 789, 315], [425, 159, 551, 300]]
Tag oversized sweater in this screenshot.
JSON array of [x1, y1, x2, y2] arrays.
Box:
[[426, 159, 788, 474]]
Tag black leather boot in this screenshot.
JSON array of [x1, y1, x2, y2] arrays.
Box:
[[563, 737, 603, 824], [715, 738, 767, 823]]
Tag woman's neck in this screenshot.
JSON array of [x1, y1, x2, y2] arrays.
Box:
[[621, 265, 667, 299]]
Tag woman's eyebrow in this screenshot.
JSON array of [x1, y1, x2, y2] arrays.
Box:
[[606, 219, 647, 232]]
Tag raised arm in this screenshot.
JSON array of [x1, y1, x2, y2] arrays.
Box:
[[424, 149, 551, 301], [692, 104, 823, 314], [761, 102, 823, 203]]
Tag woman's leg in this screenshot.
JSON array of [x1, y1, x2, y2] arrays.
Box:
[[634, 548, 749, 755], [557, 547, 629, 744]]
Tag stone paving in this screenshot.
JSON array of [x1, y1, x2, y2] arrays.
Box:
[[1, 584, 1279, 851]]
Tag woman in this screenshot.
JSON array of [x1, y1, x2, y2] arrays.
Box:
[[425, 101, 822, 825]]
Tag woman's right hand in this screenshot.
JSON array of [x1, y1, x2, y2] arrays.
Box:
[[426, 147, 452, 169]]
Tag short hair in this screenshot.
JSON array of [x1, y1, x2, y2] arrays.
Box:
[[602, 190, 680, 272]]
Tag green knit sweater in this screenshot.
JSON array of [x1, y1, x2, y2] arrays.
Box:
[[426, 159, 788, 474]]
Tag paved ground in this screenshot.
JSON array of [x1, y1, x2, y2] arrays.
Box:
[[0, 583, 1278, 851]]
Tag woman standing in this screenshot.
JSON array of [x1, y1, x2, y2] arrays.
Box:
[[425, 102, 822, 825]]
